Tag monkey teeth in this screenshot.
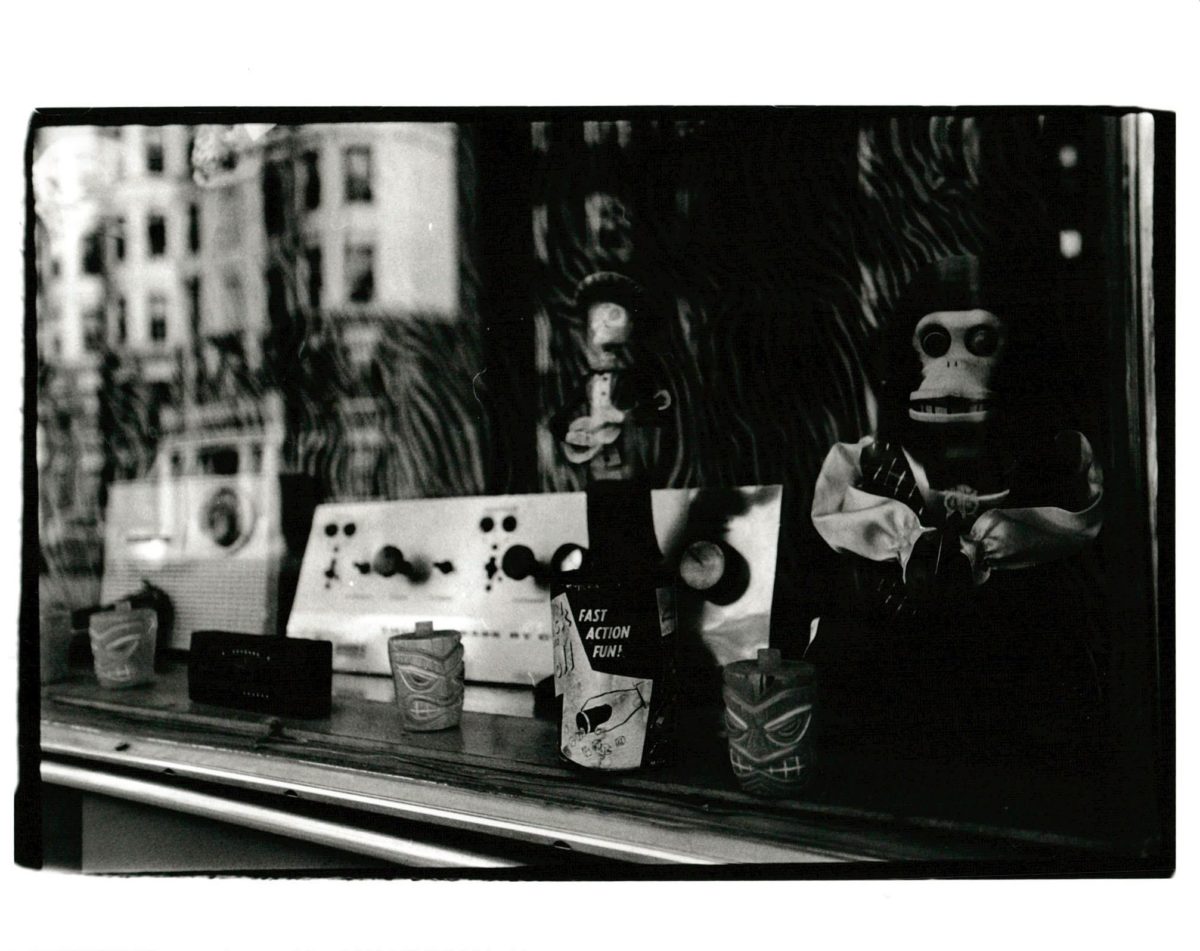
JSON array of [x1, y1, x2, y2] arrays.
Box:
[[909, 397, 992, 420], [911, 399, 988, 414]]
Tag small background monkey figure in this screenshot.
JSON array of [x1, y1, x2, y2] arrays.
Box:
[[549, 272, 673, 484], [808, 254, 1105, 761]]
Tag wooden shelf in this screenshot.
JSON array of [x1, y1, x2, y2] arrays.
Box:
[[40, 665, 1137, 868]]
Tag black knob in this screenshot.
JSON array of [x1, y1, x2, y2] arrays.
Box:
[[373, 545, 408, 578], [501, 544, 540, 581]]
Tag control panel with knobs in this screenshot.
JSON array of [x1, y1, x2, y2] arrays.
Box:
[[286, 488, 783, 684]]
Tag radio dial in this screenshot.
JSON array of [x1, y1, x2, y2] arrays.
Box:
[[204, 488, 245, 549], [373, 545, 410, 578]]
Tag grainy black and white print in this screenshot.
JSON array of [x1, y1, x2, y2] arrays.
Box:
[[28, 109, 1171, 875]]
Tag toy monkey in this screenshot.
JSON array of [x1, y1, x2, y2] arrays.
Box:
[[809, 254, 1105, 758]]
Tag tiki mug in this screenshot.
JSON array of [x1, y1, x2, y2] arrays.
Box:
[[722, 648, 816, 797], [387, 622, 465, 731], [89, 607, 157, 689]]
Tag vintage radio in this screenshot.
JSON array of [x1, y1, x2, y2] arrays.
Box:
[[286, 487, 782, 685], [100, 430, 316, 650], [188, 629, 333, 718]]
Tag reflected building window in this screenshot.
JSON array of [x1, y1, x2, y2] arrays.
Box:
[[55, 467, 74, 509], [145, 127, 165, 174], [188, 203, 201, 253], [343, 146, 373, 203], [198, 446, 239, 475], [83, 307, 106, 353], [345, 242, 375, 303], [149, 293, 168, 344], [81, 230, 104, 275], [263, 160, 286, 236], [266, 265, 287, 323], [301, 150, 321, 209], [185, 126, 197, 175], [305, 245, 323, 310], [186, 277, 202, 333], [116, 297, 127, 344], [222, 271, 245, 328], [112, 217, 126, 262], [147, 212, 167, 256]]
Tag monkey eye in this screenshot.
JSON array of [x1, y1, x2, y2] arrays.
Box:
[[919, 326, 951, 358], [966, 325, 999, 357]]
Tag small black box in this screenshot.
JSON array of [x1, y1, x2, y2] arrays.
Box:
[[188, 631, 332, 718]]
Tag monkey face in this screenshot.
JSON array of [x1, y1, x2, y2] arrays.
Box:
[[908, 308, 1007, 424]]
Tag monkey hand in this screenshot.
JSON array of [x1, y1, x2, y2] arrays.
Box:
[[1047, 431, 1094, 511], [1009, 431, 1094, 511], [904, 526, 973, 606]]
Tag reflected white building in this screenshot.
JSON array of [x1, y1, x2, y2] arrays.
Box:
[[35, 120, 465, 541]]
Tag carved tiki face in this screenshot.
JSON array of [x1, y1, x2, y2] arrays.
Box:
[[387, 632, 465, 731], [89, 608, 157, 688], [722, 655, 815, 797]]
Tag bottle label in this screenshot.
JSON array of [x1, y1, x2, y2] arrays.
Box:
[[552, 580, 676, 770]]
